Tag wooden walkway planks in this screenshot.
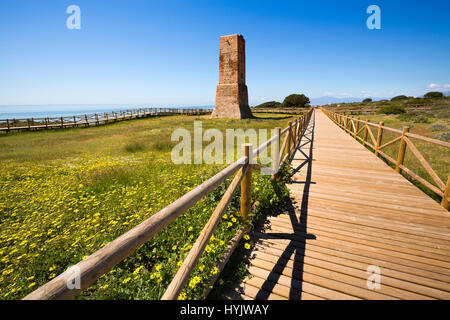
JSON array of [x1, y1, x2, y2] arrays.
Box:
[[229, 109, 450, 300]]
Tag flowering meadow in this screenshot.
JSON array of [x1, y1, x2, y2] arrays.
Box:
[[0, 113, 296, 299]]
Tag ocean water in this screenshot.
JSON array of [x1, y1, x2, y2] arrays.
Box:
[[0, 104, 213, 120]]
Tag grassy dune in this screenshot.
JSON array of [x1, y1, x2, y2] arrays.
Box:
[[0, 112, 298, 300]]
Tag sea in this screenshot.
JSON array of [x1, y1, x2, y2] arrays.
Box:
[[0, 104, 214, 120]]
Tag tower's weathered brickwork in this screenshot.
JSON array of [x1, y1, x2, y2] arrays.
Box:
[[211, 34, 252, 119]]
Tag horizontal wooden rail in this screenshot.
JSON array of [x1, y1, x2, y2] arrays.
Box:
[[321, 107, 450, 210], [24, 108, 314, 300], [0, 107, 211, 133]]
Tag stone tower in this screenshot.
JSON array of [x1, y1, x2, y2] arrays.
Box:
[[211, 34, 252, 119]]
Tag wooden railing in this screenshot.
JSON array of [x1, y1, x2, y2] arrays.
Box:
[[0, 107, 211, 133], [321, 108, 450, 210], [23, 108, 314, 300]]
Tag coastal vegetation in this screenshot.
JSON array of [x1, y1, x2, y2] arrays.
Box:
[[0, 112, 297, 300], [253, 93, 310, 109]]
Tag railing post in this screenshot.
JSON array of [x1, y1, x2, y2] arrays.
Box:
[[363, 119, 368, 146], [240, 144, 252, 220], [27, 119, 31, 130], [354, 118, 359, 138], [85, 114, 89, 126], [293, 119, 298, 144], [396, 126, 410, 173], [6, 119, 10, 132], [375, 121, 384, 156], [61, 117, 64, 128], [286, 122, 292, 155], [95, 114, 99, 125], [441, 174, 450, 210], [272, 127, 281, 174]]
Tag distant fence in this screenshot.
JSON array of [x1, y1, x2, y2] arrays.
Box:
[[321, 107, 450, 210], [0, 108, 211, 133]]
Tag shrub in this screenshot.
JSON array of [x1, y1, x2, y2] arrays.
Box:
[[391, 95, 408, 101], [424, 91, 444, 99], [376, 105, 406, 115], [427, 123, 448, 132], [282, 94, 310, 108], [397, 112, 432, 123], [124, 142, 146, 153], [435, 132, 450, 142], [362, 98, 372, 103], [436, 109, 450, 119], [253, 101, 282, 109]]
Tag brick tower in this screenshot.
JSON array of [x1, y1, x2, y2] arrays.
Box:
[[211, 34, 252, 119]]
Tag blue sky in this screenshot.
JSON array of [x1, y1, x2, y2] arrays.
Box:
[[0, 0, 449, 106]]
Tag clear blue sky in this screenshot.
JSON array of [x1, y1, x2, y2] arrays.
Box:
[[1, 0, 449, 106]]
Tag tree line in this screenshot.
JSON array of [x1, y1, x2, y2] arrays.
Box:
[[253, 94, 310, 109]]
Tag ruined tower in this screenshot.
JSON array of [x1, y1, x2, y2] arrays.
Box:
[[211, 34, 252, 119]]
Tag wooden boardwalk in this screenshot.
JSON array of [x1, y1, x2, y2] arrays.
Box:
[[228, 109, 450, 300]]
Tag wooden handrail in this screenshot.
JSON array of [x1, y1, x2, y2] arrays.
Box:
[[321, 107, 449, 209], [161, 165, 249, 300], [24, 108, 314, 300]]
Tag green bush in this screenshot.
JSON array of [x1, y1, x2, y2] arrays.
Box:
[[253, 101, 282, 109], [397, 112, 432, 123], [282, 94, 310, 108], [376, 105, 406, 115], [424, 91, 444, 99], [362, 98, 372, 103], [391, 95, 408, 101], [436, 108, 450, 119], [427, 123, 448, 131], [435, 132, 450, 142], [124, 142, 146, 153]]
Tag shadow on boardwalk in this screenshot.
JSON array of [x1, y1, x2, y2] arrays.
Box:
[[253, 112, 316, 299]]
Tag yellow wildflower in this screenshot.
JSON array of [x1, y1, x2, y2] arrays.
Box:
[[122, 277, 131, 284]]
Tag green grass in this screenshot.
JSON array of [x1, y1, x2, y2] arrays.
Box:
[[0, 112, 297, 300]]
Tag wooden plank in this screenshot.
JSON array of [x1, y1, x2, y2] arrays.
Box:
[[251, 249, 443, 299], [261, 223, 450, 268], [254, 236, 450, 284], [267, 215, 450, 258], [254, 242, 450, 292]]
